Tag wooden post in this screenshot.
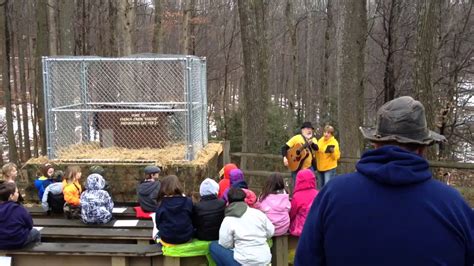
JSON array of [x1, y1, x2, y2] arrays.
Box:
[[271, 235, 288, 266], [163, 256, 180, 266], [223, 140, 230, 164], [111, 256, 129, 266]]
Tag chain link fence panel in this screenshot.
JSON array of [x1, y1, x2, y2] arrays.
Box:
[[42, 55, 207, 161]]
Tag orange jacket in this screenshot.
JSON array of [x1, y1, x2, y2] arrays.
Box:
[[63, 180, 82, 206]]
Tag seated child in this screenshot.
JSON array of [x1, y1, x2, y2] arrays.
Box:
[[254, 173, 291, 236], [222, 169, 257, 207], [34, 163, 55, 200], [289, 169, 319, 236], [192, 178, 225, 241], [155, 175, 193, 245], [41, 170, 65, 214], [89, 165, 110, 192], [137, 165, 161, 213], [62, 166, 83, 219], [0, 181, 41, 249], [217, 163, 238, 199], [2, 163, 23, 203], [80, 173, 114, 224], [210, 188, 274, 266], [2, 163, 18, 183]]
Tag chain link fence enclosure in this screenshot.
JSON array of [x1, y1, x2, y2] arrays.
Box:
[[42, 55, 208, 161]]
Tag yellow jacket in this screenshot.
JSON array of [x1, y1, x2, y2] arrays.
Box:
[[62, 179, 82, 206], [286, 134, 318, 170], [316, 136, 340, 171]]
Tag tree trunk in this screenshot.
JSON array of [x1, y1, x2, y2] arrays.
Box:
[[47, 0, 58, 55], [108, 0, 118, 56], [382, 0, 398, 102], [14, 0, 31, 160], [181, 0, 191, 54], [285, 0, 298, 132], [58, 0, 74, 55], [321, 0, 338, 127], [10, 29, 24, 161], [17, 32, 31, 160], [0, 0, 19, 163], [151, 0, 162, 53], [237, 0, 268, 170], [414, 0, 441, 159], [35, 0, 49, 155], [117, 0, 134, 56], [336, 0, 367, 173]]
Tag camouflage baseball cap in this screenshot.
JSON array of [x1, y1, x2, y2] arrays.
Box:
[[359, 96, 446, 145]]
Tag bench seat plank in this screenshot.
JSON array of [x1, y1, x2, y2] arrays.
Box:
[[40, 227, 152, 240], [27, 206, 136, 218], [4, 243, 162, 257], [33, 218, 153, 229]]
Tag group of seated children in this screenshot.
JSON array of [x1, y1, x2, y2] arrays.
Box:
[[0, 163, 41, 249], [150, 163, 319, 265], [38, 164, 113, 224]]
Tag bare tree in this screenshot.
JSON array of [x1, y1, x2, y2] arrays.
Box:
[[35, 0, 49, 155], [47, 0, 58, 55], [336, 0, 367, 173], [0, 0, 19, 163], [152, 0, 163, 53], [58, 0, 74, 55], [237, 0, 268, 170], [117, 0, 135, 56]]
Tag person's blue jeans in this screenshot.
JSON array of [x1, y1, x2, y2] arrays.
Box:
[[317, 168, 337, 189], [24, 228, 41, 247], [209, 241, 240, 266]]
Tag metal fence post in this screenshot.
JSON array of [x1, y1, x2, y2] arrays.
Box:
[[80, 60, 90, 142], [185, 57, 194, 160], [42, 57, 53, 159]]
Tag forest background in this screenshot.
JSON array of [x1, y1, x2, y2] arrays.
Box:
[[0, 0, 472, 200]]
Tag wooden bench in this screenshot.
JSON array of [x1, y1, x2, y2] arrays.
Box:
[[0, 242, 162, 266], [38, 227, 153, 245], [27, 205, 137, 219], [33, 218, 154, 229]]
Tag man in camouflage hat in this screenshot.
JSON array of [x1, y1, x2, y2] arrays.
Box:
[[296, 96, 473, 266]]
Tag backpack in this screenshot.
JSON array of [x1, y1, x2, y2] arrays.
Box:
[[47, 191, 65, 214]]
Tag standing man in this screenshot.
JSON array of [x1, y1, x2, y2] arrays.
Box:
[[315, 125, 340, 188], [282, 122, 319, 181], [295, 96, 473, 266]]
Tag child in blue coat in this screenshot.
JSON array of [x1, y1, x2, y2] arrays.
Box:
[[155, 175, 193, 245]]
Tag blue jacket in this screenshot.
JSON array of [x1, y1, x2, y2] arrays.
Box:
[[156, 196, 193, 244], [0, 201, 34, 249], [295, 145, 474, 266]]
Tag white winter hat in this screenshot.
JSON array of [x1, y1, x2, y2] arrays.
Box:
[[199, 178, 219, 196]]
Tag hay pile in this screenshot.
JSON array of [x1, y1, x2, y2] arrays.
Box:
[[27, 142, 223, 166]]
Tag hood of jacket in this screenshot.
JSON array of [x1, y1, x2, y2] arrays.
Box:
[[356, 145, 431, 186], [294, 169, 317, 193], [223, 163, 238, 180], [200, 178, 219, 196], [86, 174, 106, 191], [138, 180, 160, 196], [160, 196, 189, 213], [0, 201, 19, 223], [229, 168, 244, 185], [225, 201, 247, 217]]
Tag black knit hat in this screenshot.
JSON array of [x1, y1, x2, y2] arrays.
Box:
[[301, 121, 314, 130]]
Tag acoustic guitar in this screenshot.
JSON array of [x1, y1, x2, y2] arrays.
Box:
[[286, 143, 310, 172]]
